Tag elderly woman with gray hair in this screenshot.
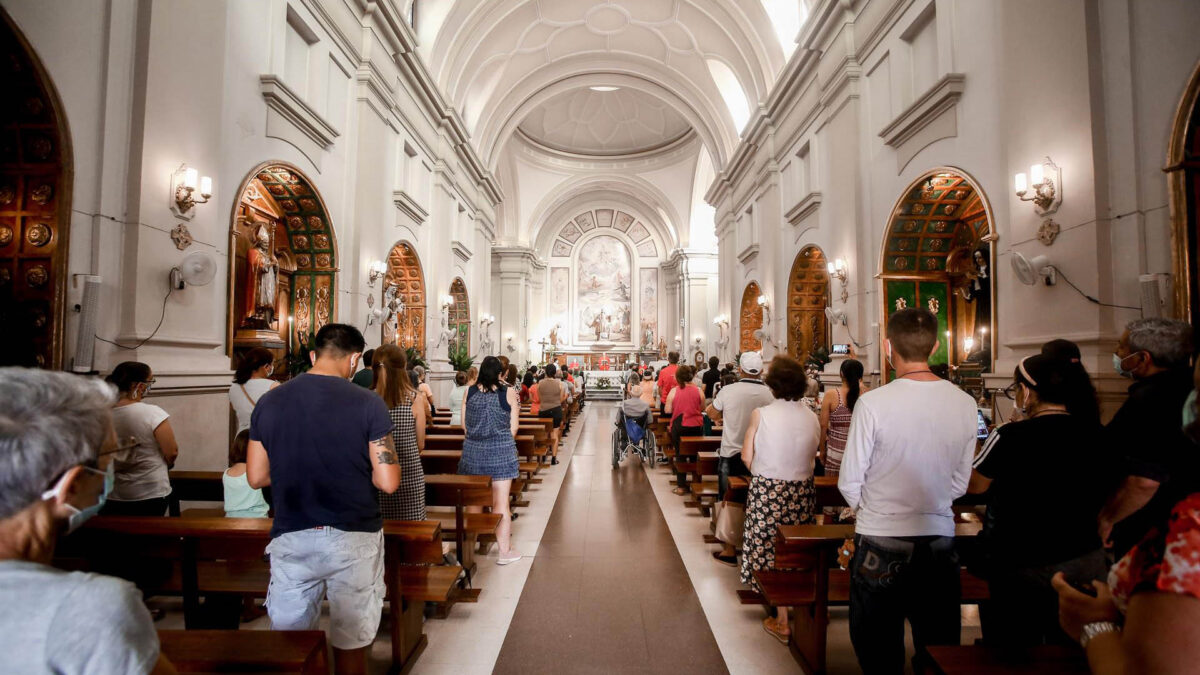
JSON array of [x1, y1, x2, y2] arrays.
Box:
[[0, 368, 173, 673]]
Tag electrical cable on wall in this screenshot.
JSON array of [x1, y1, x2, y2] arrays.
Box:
[[1054, 268, 1142, 312], [95, 286, 173, 350]]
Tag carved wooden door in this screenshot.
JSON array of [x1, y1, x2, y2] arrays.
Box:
[[385, 242, 425, 351], [739, 281, 762, 352], [0, 14, 70, 368], [787, 246, 829, 363]]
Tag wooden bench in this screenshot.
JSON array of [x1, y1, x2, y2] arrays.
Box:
[[159, 629, 329, 674], [424, 435, 465, 451], [926, 645, 1088, 675], [57, 517, 450, 673], [167, 470, 227, 516], [424, 474, 499, 588], [751, 521, 986, 675]]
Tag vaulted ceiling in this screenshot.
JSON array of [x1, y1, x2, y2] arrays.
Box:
[[415, 0, 795, 167]]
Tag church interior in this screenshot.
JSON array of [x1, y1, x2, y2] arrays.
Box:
[[3, 0, 1200, 673]]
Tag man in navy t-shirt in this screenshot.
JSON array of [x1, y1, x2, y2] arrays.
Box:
[[247, 323, 399, 673]]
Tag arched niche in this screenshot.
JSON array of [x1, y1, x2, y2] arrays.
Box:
[[1167, 60, 1200, 327], [879, 168, 996, 382], [384, 241, 425, 352], [227, 162, 338, 367], [448, 277, 469, 354], [787, 246, 830, 363], [740, 281, 763, 353], [0, 10, 73, 369]]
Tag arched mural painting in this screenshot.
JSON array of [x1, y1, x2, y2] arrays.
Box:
[[787, 246, 830, 363], [0, 10, 72, 369], [1168, 61, 1200, 329], [576, 234, 632, 344], [448, 277, 469, 354], [228, 163, 337, 368], [384, 241, 425, 351], [739, 281, 763, 352], [879, 169, 995, 382]]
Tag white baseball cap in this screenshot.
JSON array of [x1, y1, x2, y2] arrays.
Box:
[[739, 351, 764, 375]]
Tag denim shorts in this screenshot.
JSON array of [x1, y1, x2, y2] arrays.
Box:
[[265, 527, 385, 650]]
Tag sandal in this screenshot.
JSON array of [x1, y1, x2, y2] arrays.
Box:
[[672, 487, 688, 496], [762, 617, 790, 644]]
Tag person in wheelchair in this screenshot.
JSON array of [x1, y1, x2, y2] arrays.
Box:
[[613, 382, 656, 467], [620, 382, 652, 428]]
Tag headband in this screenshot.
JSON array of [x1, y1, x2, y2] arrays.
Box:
[[1017, 356, 1038, 387]]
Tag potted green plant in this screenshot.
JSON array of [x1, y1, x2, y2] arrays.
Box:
[[286, 333, 314, 377], [447, 342, 474, 372], [404, 346, 427, 370]]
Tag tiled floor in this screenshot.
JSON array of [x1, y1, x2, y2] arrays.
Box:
[[493, 403, 727, 674]]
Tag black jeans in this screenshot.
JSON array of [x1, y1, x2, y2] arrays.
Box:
[[717, 455, 750, 500], [849, 534, 961, 674], [981, 548, 1107, 647]]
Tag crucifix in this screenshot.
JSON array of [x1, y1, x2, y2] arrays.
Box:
[[537, 338, 550, 364]]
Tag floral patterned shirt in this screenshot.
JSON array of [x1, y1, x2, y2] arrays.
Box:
[[1108, 492, 1200, 614]]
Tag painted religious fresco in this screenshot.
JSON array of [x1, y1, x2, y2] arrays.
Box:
[[639, 268, 658, 350], [576, 235, 632, 343], [550, 267, 569, 322]]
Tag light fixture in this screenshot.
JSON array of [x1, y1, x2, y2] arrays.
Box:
[[589, 85, 620, 92], [826, 258, 849, 303], [441, 294, 455, 310], [171, 164, 213, 218], [757, 295, 769, 309], [367, 260, 387, 287], [963, 336, 975, 353], [1014, 156, 1062, 215], [505, 333, 516, 354]]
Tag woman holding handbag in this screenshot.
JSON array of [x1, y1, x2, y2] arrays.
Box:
[[740, 355, 820, 644]]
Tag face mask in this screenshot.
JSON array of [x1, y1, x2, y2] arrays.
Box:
[[1113, 352, 1138, 379], [42, 463, 113, 534], [1183, 390, 1198, 432], [885, 342, 893, 368]]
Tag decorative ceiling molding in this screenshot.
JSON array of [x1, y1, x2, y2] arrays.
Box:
[[516, 87, 692, 156]]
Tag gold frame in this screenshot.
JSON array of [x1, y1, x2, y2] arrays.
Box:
[[1166, 60, 1200, 323]]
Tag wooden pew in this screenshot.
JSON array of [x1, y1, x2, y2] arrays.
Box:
[[688, 451, 721, 516], [423, 474, 497, 611], [57, 517, 450, 673], [926, 645, 1088, 675], [420, 450, 462, 475], [675, 437, 721, 499], [159, 629, 328, 674], [167, 470, 225, 516], [751, 520, 986, 675]]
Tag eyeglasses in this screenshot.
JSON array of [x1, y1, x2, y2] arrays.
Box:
[[99, 436, 139, 457], [1001, 383, 1019, 400]]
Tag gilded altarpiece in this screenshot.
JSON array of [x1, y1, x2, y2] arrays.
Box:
[[0, 13, 71, 368], [228, 164, 337, 366], [787, 246, 830, 363], [448, 277, 469, 353], [383, 242, 425, 351], [739, 281, 763, 352]]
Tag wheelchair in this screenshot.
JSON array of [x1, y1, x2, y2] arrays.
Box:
[[612, 409, 656, 469]]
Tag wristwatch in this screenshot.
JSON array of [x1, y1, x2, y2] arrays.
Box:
[[1080, 621, 1121, 649]]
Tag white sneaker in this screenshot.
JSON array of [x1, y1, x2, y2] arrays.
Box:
[[497, 551, 523, 566]]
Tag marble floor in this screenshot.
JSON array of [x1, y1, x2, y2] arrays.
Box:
[[155, 401, 980, 673]]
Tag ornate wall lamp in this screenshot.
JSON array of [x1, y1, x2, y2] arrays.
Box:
[[755, 295, 776, 347], [713, 315, 730, 349], [1014, 157, 1062, 215], [170, 164, 212, 219], [367, 260, 387, 288], [826, 258, 849, 303], [505, 333, 516, 354]]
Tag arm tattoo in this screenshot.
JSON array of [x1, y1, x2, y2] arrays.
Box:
[[371, 435, 398, 465], [376, 450, 399, 465]]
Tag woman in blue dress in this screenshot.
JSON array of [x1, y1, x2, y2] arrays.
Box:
[[459, 355, 522, 565]]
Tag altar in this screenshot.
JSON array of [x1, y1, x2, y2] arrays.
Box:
[[582, 370, 629, 400]]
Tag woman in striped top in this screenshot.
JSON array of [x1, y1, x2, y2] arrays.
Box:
[[819, 358, 865, 475]]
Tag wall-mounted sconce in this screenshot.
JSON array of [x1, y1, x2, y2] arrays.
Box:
[[756, 294, 769, 310], [440, 294, 455, 311], [505, 333, 516, 353], [963, 336, 975, 354], [1014, 156, 1062, 215], [171, 164, 213, 219], [713, 315, 730, 349], [367, 260, 387, 288], [826, 258, 849, 303], [479, 314, 495, 328]]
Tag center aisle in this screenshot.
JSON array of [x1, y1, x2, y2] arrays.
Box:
[[493, 402, 729, 674]]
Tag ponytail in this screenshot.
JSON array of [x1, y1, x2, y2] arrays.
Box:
[[841, 358, 865, 411]]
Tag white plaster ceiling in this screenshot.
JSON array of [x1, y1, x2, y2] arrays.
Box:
[[516, 87, 692, 155], [419, 0, 789, 167]]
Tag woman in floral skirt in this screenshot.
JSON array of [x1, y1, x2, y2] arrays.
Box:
[[740, 354, 820, 644]]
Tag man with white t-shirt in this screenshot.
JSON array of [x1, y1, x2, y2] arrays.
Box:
[[838, 308, 977, 674]]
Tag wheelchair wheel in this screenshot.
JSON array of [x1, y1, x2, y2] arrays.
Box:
[[611, 431, 621, 469], [643, 431, 656, 464]]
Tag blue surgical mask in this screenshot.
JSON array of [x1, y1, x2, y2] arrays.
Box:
[[42, 463, 113, 534], [1183, 390, 1198, 432], [1113, 352, 1136, 379]]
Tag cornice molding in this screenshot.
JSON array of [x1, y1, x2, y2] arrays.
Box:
[[737, 244, 760, 265], [392, 190, 428, 224], [451, 240, 473, 264], [259, 75, 340, 149], [878, 73, 965, 148], [786, 191, 823, 226]]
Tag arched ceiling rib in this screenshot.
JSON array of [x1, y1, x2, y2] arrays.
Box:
[[423, 0, 786, 166]]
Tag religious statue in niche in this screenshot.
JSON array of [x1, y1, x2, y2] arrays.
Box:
[[243, 223, 278, 328], [956, 244, 992, 338], [657, 337, 667, 358], [642, 327, 655, 350], [548, 324, 560, 350]]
